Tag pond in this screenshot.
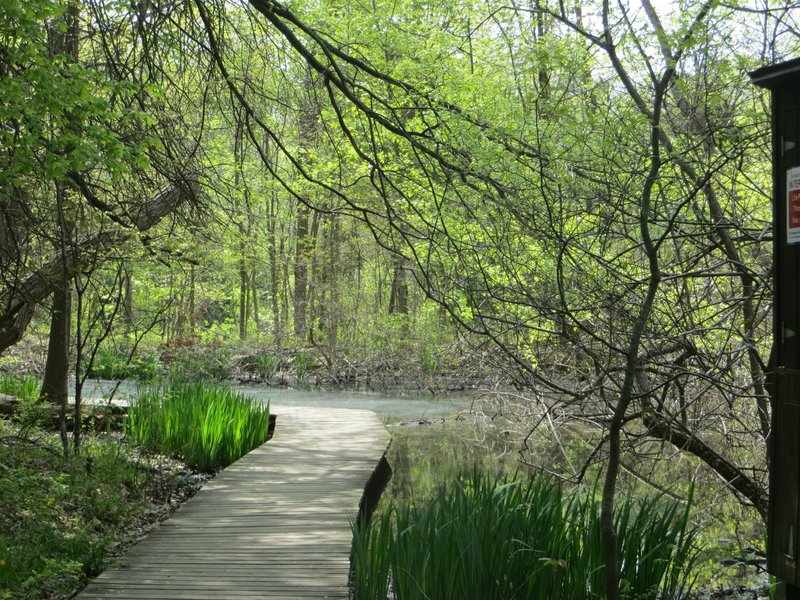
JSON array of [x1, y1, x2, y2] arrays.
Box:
[[77, 378, 517, 505], [232, 384, 476, 422], [77, 378, 478, 422]]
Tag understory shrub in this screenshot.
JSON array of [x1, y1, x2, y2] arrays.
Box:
[[352, 473, 700, 600], [88, 346, 161, 382], [126, 383, 270, 472], [0, 426, 156, 600], [293, 350, 313, 379], [164, 346, 232, 382], [0, 373, 46, 428], [257, 353, 281, 379]]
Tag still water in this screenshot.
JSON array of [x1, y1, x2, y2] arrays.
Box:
[[77, 379, 477, 423], [233, 385, 474, 422], [76, 378, 513, 505]]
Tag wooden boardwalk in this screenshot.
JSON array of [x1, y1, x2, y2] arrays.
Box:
[[77, 406, 391, 599]]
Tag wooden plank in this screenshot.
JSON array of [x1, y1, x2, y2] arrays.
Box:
[[76, 406, 390, 599]]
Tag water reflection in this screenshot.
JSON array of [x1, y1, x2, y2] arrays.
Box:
[[384, 420, 523, 507], [78, 378, 516, 509]]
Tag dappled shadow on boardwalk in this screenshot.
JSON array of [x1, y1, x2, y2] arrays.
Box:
[[77, 406, 390, 600]]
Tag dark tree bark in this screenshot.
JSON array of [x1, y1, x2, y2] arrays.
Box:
[[239, 239, 248, 340], [122, 267, 134, 328], [234, 116, 250, 341], [40, 0, 80, 454], [41, 281, 71, 453], [189, 263, 197, 336], [250, 267, 260, 327], [0, 189, 29, 270], [388, 255, 409, 315], [293, 203, 310, 341], [326, 217, 340, 352], [268, 194, 282, 341], [281, 236, 290, 336]]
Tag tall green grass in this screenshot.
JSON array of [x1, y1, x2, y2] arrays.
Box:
[[0, 372, 40, 403], [126, 383, 270, 472], [352, 473, 700, 600]]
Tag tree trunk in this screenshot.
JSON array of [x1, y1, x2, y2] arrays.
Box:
[[325, 215, 340, 353], [239, 239, 248, 340], [251, 267, 259, 326], [281, 236, 290, 338], [268, 195, 281, 341], [305, 210, 321, 338], [0, 188, 28, 270], [122, 268, 134, 328], [291, 69, 323, 345], [72, 274, 85, 452], [41, 281, 71, 454], [234, 115, 250, 342], [534, 0, 550, 97], [188, 263, 196, 335], [600, 73, 669, 600], [293, 202, 310, 342], [40, 1, 80, 455], [388, 255, 408, 315], [0, 180, 194, 353]]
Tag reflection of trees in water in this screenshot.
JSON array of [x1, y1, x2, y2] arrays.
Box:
[[384, 423, 520, 506]]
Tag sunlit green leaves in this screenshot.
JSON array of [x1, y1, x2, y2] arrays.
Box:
[[127, 383, 271, 472], [0, 0, 161, 191]]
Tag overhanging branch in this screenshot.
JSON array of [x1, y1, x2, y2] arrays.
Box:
[[0, 179, 197, 353]]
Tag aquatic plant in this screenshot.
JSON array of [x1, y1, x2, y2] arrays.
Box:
[[352, 473, 699, 600], [0, 372, 40, 403], [126, 383, 270, 472]]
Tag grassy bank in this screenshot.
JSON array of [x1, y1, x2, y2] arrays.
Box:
[[0, 421, 202, 600]]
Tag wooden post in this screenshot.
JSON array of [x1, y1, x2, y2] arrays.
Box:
[[751, 57, 800, 595]]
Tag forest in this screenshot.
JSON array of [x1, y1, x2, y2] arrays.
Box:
[[0, 0, 798, 598]]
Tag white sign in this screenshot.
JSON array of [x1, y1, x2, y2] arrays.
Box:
[[788, 166, 800, 245]]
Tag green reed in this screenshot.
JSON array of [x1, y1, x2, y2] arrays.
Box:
[[352, 472, 700, 600], [0, 372, 41, 403], [126, 383, 270, 472]]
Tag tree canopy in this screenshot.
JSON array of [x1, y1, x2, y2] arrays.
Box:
[[0, 0, 798, 595]]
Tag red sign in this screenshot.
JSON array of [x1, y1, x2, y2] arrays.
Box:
[[790, 190, 800, 228], [788, 167, 800, 245]]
